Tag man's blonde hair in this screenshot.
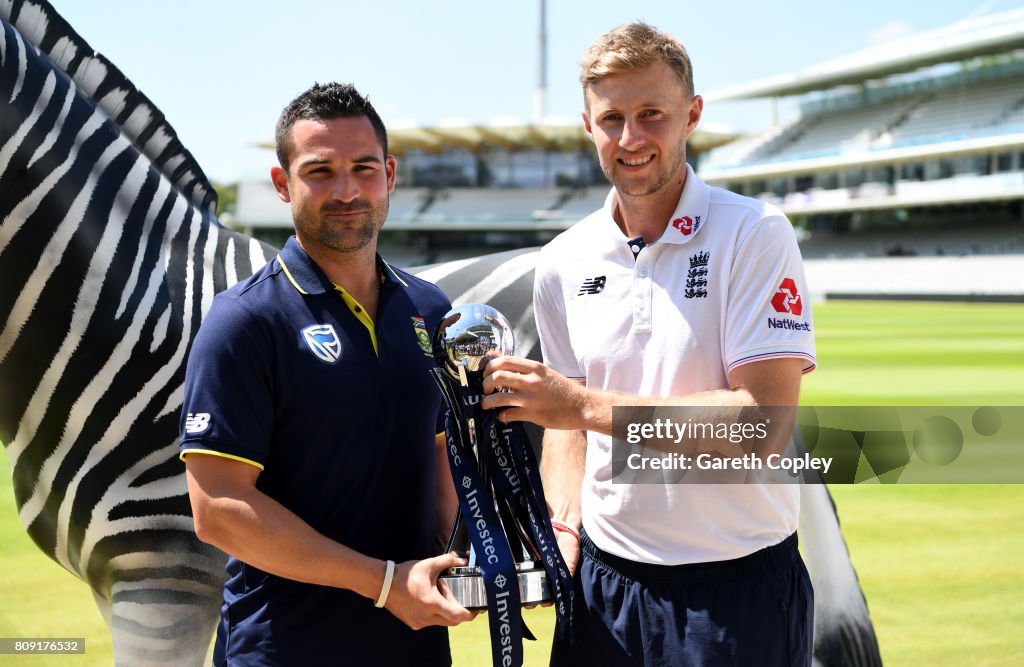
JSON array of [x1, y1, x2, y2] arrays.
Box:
[[580, 22, 694, 100]]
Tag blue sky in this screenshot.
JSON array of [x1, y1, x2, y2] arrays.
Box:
[[48, 0, 1024, 183]]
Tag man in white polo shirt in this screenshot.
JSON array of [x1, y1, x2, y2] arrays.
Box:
[[482, 21, 816, 666]]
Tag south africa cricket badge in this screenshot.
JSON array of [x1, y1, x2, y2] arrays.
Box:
[[412, 316, 432, 355]]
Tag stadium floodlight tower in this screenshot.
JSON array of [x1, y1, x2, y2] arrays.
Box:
[[534, 0, 547, 124]]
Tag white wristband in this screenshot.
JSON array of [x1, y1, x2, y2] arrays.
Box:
[[374, 560, 395, 608]]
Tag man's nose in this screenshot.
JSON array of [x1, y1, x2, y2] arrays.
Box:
[[331, 174, 359, 202], [619, 118, 645, 151]]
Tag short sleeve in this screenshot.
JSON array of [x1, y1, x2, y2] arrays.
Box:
[[724, 213, 817, 375], [179, 294, 274, 469], [533, 250, 584, 379]]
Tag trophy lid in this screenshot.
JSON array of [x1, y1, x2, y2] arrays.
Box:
[[432, 304, 514, 385]]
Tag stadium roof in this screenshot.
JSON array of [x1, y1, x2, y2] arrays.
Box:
[[703, 8, 1024, 102], [259, 122, 738, 156]]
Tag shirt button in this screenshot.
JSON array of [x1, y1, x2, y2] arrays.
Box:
[[639, 270, 648, 277]]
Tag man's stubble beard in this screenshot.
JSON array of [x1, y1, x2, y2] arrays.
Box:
[[295, 195, 389, 254], [603, 144, 688, 199]]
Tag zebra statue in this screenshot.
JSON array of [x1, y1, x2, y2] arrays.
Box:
[[0, 1, 881, 665], [1, 1, 272, 664]]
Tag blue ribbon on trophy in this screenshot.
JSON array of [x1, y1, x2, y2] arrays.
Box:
[[429, 304, 574, 667]]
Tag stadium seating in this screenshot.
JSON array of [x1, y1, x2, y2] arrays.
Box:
[[752, 98, 914, 163], [798, 224, 1024, 259], [552, 187, 610, 219], [890, 79, 1024, 146], [720, 74, 1024, 168], [419, 188, 562, 222], [388, 188, 430, 221]]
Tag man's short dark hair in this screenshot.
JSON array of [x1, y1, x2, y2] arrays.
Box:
[[275, 82, 388, 171]]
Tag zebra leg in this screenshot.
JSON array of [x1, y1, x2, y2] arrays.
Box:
[[100, 549, 225, 667], [800, 483, 883, 667], [91, 588, 114, 635]]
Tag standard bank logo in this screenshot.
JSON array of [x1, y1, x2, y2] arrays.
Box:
[[302, 324, 342, 363], [185, 413, 211, 434]]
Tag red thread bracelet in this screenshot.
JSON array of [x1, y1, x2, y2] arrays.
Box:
[[550, 519, 580, 542]]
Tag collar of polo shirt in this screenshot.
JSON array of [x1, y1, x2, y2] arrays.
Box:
[[274, 236, 408, 296], [274, 236, 411, 357], [599, 163, 712, 252]]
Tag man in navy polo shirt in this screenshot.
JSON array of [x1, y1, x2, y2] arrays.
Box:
[[179, 82, 474, 666]]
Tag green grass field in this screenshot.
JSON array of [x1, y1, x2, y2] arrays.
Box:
[[2, 300, 1023, 665]]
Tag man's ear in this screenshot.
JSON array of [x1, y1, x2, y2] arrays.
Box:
[[385, 155, 397, 193], [271, 166, 291, 203], [581, 110, 594, 143], [686, 95, 704, 135]]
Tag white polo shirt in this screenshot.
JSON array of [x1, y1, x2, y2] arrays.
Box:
[[534, 164, 816, 565]]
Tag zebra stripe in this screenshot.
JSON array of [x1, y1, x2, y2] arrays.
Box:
[[1, 2, 273, 664]]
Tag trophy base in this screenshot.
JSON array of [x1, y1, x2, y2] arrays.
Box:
[[441, 562, 551, 610]]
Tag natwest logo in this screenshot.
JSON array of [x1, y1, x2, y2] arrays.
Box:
[[771, 278, 803, 316], [672, 215, 693, 235]]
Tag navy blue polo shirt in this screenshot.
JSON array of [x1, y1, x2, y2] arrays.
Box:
[[179, 236, 452, 666]]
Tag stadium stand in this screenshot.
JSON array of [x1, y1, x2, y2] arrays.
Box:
[[234, 10, 1022, 298], [234, 122, 736, 237], [388, 187, 432, 221], [804, 254, 1024, 301], [695, 7, 1024, 301], [551, 187, 610, 219], [719, 60, 1024, 169], [420, 188, 563, 222]]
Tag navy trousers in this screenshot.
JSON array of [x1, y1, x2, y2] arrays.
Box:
[[550, 531, 813, 667]]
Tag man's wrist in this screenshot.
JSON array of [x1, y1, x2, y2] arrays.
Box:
[[578, 387, 612, 435], [374, 559, 395, 608]]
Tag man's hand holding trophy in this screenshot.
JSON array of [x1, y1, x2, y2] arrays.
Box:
[[429, 304, 573, 667]]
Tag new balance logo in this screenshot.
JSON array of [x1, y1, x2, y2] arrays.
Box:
[[185, 413, 211, 434], [578, 276, 606, 295]]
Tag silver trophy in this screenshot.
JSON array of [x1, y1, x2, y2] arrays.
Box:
[[431, 304, 552, 609]]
